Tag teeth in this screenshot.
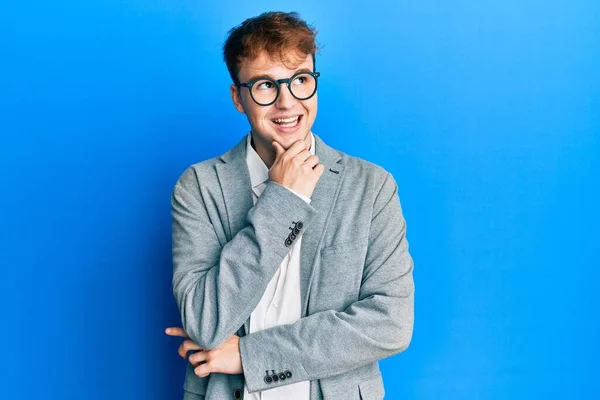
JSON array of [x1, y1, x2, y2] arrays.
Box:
[[273, 116, 299, 123]]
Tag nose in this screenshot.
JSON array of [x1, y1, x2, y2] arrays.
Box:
[[274, 83, 297, 109]]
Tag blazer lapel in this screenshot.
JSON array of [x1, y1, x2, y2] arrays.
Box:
[[214, 132, 345, 334], [214, 134, 254, 241], [298, 133, 345, 317]]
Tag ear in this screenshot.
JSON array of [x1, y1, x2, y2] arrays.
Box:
[[230, 84, 245, 114]]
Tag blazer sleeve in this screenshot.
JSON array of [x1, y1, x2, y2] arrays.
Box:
[[239, 172, 415, 393], [171, 169, 318, 350]]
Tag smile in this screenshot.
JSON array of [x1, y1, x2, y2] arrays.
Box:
[[271, 115, 302, 128]]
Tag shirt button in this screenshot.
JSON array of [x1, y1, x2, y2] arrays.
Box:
[[272, 304, 278, 309]]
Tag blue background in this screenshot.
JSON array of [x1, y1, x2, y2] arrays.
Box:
[[1, 1, 598, 399]]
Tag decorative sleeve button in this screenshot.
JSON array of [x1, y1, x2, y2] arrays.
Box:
[[271, 370, 279, 382], [264, 370, 273, 384]]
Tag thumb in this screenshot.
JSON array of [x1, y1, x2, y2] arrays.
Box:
[[272, 141, 284, 159], [165, 327, 189, 338]]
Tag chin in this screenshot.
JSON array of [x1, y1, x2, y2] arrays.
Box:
[[280, 132, 309, 147]]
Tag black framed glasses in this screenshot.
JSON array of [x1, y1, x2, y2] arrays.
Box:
[[235, 71, 321, 106]]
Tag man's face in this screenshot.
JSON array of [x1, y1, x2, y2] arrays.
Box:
[[230, 51, 318, 153]]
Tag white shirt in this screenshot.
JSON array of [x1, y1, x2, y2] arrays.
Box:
[[242, 132, 315, 400]]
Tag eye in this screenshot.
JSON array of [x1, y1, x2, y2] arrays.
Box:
[[293, 76, 307, 85], [256, 80, 276, 90]]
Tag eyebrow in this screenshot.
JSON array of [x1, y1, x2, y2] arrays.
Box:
[[246, 67, 314, 82]]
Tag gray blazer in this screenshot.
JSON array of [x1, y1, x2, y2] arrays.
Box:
[[171, 132, 414, 400]]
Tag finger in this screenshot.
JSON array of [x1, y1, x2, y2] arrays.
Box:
[[314, 163, 325, 176], [194, 363, 212, 378], [280, 139, 307, 160], [165, 327, 189, 338], [189, 349, 209, 367], [272, 141, 285, 160], [293, 149, 312, 164], [304, 154, 319, 168], [178, 339, 203, 359]]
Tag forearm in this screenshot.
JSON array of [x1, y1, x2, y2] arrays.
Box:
[[172, 179, 317, 350], [239, 279, 414, 393]]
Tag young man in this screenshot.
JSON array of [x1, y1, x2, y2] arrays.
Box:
[[166, 11, 414, 400]]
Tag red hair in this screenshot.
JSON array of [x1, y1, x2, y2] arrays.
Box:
[[223, 11, 319, 84]]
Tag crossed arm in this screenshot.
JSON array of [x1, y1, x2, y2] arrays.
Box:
[[170, 169, 414, 393]]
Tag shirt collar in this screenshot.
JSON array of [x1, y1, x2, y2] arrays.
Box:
[[246, 131, 316, 190]]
